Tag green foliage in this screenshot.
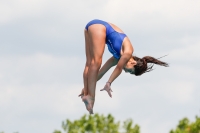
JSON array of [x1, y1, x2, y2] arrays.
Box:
[[170, 116, 200, 133], [53, 130, 62, 133], [54, 113, 140, 133], [123, 119, 140, 133]]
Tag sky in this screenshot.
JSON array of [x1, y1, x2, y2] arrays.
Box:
[[0, 0, 200, 133]]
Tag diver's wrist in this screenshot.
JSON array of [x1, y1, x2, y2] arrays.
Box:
[[106, 82, 111, 86]]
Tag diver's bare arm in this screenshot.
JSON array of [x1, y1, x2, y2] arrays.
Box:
[[107, 54, 131, 83], [97, 57, 118, 81], [100, 54, 131, 98]]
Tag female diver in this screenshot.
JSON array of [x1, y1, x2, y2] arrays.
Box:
[[79, 19, 168, 114]]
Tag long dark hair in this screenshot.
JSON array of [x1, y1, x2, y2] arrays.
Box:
[[133, 55, 169, 76]]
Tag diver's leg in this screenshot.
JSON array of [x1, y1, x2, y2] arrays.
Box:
[[81, 28, 95, 113], [82, 24, 106, 114], [87, 24, 106, 98], [82, 29, 92, 96]]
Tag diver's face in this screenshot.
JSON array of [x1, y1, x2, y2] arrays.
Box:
[[123, 58, 137, 74], [123, 66, 135, 74]]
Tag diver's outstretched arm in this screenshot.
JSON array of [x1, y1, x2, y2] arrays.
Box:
[[97, 56, 118, 81], [101, 53, 132, 97]]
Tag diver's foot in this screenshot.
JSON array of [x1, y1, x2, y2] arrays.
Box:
[[82, 95, 94, 114]]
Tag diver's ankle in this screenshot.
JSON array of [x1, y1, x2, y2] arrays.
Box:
[[87, 94, 95, 100]]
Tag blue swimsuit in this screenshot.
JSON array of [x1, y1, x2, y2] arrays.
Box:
[[85, 19, 127, 59]]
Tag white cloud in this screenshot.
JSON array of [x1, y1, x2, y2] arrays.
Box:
[[104, 0, 200, 33], [169, 42, 200, 61], [0, 0, 49, 25], [0, 53, 83, 83], [1, 0, 200, 31], [157, 81, 195, 104], [0, 0, 107, 25], [0, 52, 83, 107], [0, 53, 86, 118]]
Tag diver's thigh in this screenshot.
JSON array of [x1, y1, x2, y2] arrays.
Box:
[[88, 24, 106, 60], [84, 29, 92, 65]]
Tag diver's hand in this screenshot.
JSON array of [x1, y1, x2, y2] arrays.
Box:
[[100, 82, 113, 98], [78, 88, 84, 97]]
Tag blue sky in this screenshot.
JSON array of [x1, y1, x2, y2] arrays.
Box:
[[0, 0, 200, 133]]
